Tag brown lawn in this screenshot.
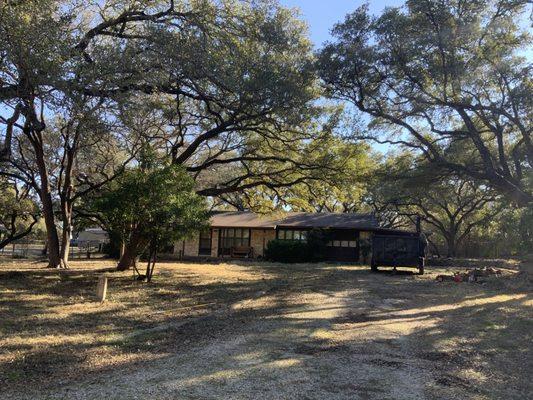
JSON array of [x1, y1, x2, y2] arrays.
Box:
[[0, 258, 531, 399]]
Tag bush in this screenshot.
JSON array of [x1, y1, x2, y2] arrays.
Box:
[[265, 240, 312, 263], [306, 229, 329, 261], [265, 230, 331, 263]]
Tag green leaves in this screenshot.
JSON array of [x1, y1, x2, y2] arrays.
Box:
[[92, 163, 209, 251], [318, 0, 533, 206]]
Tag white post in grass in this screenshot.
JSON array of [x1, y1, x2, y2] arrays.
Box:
[[96, 275, 108, 302]]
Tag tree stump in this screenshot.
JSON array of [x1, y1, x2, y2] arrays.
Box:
[[96, 275, 108, 302]]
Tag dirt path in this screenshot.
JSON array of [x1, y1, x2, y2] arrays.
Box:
[[1, 261, 531, 399]]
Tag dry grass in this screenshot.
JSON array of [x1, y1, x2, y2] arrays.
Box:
[[0, 257, 531, 399]]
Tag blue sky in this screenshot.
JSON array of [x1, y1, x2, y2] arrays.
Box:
[[279, 1, 405, 47], [278, 1, 406, 154]]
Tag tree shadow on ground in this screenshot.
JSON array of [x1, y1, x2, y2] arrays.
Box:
[[0, 260, 531, 400]]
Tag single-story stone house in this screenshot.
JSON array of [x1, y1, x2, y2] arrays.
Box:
[[175, 211, 381, 262]]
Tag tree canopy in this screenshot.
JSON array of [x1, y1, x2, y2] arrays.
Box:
[[1, 0, 332, 267], [1, 0, 531, 268], [318, 0, 532, 206]]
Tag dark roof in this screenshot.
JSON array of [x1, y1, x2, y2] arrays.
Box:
[[210, 211, 378, 230], [276, 212, 378, 229]]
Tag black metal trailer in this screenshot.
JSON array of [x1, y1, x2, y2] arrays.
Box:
[[371, 232, 427, 275]]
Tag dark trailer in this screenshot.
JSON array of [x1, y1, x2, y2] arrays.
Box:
[[371, 229, 427, 275]]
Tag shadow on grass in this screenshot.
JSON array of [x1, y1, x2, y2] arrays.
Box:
[[0, 259, 531, 399]]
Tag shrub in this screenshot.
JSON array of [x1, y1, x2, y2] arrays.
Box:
[[102, 239, 120, 259], [264, 240, 312, 263], [306, 229, 329, 261], [265, 229, 330, 263]]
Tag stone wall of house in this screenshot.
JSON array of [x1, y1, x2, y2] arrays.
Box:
[[181, 234, 199, 257], [176, 228, 276, 258], [251, 229, 276, 258]]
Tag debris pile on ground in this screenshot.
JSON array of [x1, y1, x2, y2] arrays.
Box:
[[436, 267, 502, 283], [428, 257, 519, 269]]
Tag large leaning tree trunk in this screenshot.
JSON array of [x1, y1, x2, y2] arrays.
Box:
[[116, 229, 147, 271], [116, 244, 139, 271]]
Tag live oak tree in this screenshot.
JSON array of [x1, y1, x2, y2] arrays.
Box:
[[318, 0, 533, 206], [362, 153, 417, 230], [0, 0, 72, 267], [402, 176, 501, 257], [1, 0, 327, 268], [91, 164, 208, 278], [278, 140, 375, 213], [82, 0, 330, 268], [373, 154, 502, 257], [102, 0, 323, 200], [480, 203, 533, 255]]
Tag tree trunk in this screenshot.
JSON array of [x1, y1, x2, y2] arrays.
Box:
[[59, 143, 75, 269], [445, 236, 458, 258], [59, 203, 72, 269], [41, 189, 61, 268], [117, 231, 146, 271], [120, 241, 125, 258], [145, 240, 158, 282], [31, 128, 62, 268], [117, 244, 137, 270]]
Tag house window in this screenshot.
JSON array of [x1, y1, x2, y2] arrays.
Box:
[[198, 230, 212, 255], [327, 240, 357, 248], [220, 228, 250, 249], [278, 229, 307, 241]]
